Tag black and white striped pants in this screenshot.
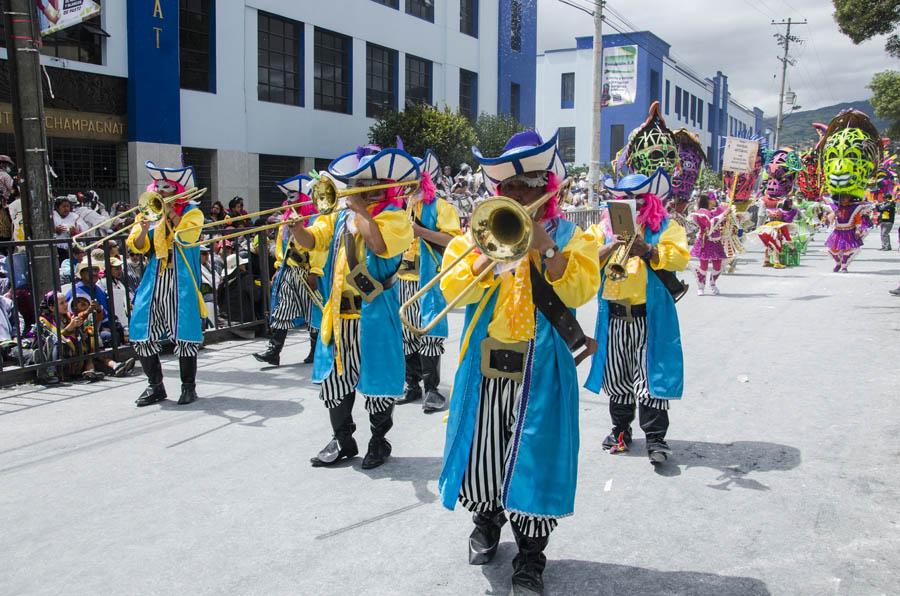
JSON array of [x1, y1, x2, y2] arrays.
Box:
[[319, 317, 395, 414], [271, 265, 311, 330], [458, 376, 558, 538], [132, 267, 201, 358], [398, 278, 444, 356], [602, 315, 669, 411]]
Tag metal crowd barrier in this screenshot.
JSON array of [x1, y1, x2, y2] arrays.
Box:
[[0, 228, 273, 386]]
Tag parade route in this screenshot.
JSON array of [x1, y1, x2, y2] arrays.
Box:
[[1, 241, 899, 596]]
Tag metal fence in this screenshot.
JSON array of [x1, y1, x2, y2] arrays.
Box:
[[0, 229, 272, 386]]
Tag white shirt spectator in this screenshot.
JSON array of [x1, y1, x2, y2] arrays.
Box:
[[8, 198, 23, 241], [52, 209, 80, 246]]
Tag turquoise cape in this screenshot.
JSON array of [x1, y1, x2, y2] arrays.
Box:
[[417, 199, 448, 338]]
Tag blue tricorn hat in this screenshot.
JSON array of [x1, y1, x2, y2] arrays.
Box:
[[276, 174, 312, 197], [328, 144, 420, 185], [472, 130, 567, 194], [604, 167, 671, 200], [145, 161, 196, 190], [417, 149, 441, 181]]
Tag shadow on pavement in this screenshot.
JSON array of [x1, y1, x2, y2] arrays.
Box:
[[481, 545, 770, 595], [791, 294, 829, 301], [355, 456, 443, 503], [715, 293, 776, 298]]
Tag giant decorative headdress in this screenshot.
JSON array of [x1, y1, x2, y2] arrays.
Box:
[[670, 129, 707, 203], [621, 101, 677, 178], [819, 109, 882, 201], [762, 148, 802, 208]]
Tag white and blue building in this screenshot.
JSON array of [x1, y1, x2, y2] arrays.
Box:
[[0, 0, 538, 211], [537, 31, 765, 172]]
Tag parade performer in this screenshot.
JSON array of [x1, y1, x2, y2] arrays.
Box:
[[756, 198, 800, 268], [290, 144, 415, 470], [438, 130, 599, 596], [253, 174, 324, 367], [127, 161, 205, 407], [761, 148, 800, 210], [670, 129, 707, 211], [723, 133, 766, 215], [822, 110, 883, 273], [397, 150, 461, 413], [691, 191, 730, 295], [870, 153, 896, 251]]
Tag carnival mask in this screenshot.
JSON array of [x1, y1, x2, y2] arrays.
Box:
[[626, 102, 677, 178], [763, 150, 798, 200], [796, 151, 821, 200], [724, 151, 763, 202], [670, 130, 706, 201], [820, 110, 882, 200], [156, 180, 178, 196]]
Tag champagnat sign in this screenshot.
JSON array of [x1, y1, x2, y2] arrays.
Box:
[[35, 0, 101, 37], [601, 45, 638, 107]]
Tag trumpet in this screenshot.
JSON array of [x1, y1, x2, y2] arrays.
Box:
[[73, 187, 207, 251], [605, 234, 637, 281], [399, 178, 572, 337]]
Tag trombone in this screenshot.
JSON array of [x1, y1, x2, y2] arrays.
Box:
[[73, 187, 207, 252], [399, 178, 571, 337]]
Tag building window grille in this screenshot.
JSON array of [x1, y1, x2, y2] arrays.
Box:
[[258, 12, 301, 106], [558, 127, 576, 163], [560, 73, 574, 109], [314, 27, 352, 114], [180, 0, 214, 92], [367, 43, 397, 118], [406, 0, 435, 22], [405, 54, 433, 107], [460, 0, 478, 37], [459, 68, 478, 121]]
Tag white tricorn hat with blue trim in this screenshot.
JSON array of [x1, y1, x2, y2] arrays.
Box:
[[417, 149, 441, 181], [472, 130, 567, 194], [145, 160, 196, 190], [327, 142, 420, 185], [276, 174, 313, 198], [604, 167, 671, 200]]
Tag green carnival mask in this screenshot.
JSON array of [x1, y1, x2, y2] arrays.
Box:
[[820, 111, 881, 200], [626, 101, 677, 177]]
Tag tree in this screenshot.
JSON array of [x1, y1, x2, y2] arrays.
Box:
[[868, 70, 900, 137], [368, 104, 476, 174], [832, 0, 900, 58], [472, 112, 526, 161]]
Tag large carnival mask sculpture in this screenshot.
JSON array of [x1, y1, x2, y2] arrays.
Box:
[[868, 152, 896, 202], [670, 129, 707, 203], [762, 148, 801, 208], [820, 110, 882, 200], [796, 123, 827, 201], [622, 101, 678, 178], [722, 134, 766, 207]]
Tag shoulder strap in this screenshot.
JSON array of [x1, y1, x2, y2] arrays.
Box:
[[528, 262, 587, 352]]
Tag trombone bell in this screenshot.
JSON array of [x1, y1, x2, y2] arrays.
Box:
[[470, 197, 533, 263]]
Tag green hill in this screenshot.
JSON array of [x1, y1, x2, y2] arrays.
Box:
[[763, 100, 890, 149]]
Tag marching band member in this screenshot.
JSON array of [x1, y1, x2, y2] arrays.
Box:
[[127, 162, 206, 407], [397, 150, 461, 412], [290, 144, 415, 470], [438, 131, 599, 596], [254, 174, 324, 367]]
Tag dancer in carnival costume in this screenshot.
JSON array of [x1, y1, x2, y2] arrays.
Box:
[[760, 148, 801, 210], [290, 144, 414, 470], [128, 162, 206, 407], [253, 174, 324, 367], [691, 191, 732, 295], [397, 150, 461, 413], [821, 110, 883, 273], [586, 102, 690, 464], [438, 131, 599, 596], [756, 198, 800, 269]]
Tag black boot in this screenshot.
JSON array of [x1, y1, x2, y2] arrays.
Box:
[[362, 404, 394, 469], [253, 328, 287, 367], [311, 393, 359, 467], [177, 356, 198, 405], [135, 355, 167, 407], [640, 402, 671, 464], [302, 329, 318, 364], [397, 353, 423, 404], [421, 354, 447, 413], [602, 400, 635, 453], [511, 522, 549, 595], [468, 509, 507, 565]]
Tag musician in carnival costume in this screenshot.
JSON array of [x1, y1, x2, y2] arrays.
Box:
[[821, 110, 882, 273], [253, 174, 324, 367], [586, 102, 690, 464], [397, 150, 461, 412], [439, 131, 599, 596], [290, 144, 414, 470], [127, 162, 206, 407]]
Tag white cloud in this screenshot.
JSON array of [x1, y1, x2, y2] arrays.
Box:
[[536, 0, 897, 114]]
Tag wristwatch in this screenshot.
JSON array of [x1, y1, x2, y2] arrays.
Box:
[[542, 244, 560, 259]]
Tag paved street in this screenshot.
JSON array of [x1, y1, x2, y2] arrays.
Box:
[[1, 239, 899, 596]]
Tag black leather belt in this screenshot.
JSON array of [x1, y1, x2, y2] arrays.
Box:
[[340, 295, 363, 314], [609, 302, 647, 319], [489, 349, 524, 374]]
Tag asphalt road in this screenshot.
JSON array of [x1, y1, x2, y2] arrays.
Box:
[[1, 238, 899, 596]]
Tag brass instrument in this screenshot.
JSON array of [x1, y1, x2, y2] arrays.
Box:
[[605, 234, 637, 281], [73, 187, 207, 251], [399, 178, 572, 337], [603, 200, 638, 282], [180, 200, 317, 234]]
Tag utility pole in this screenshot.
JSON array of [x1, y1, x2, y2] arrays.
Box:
[[2, 0, 53, 294], [588, 0, 604, 205], [771, 17, 806, 149]]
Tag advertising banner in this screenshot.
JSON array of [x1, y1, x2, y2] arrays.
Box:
[[36, 0, 101, 37], [601, 45, 638, 107]]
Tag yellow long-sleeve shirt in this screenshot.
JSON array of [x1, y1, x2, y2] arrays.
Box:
[[275, 224, 326, 275], [585, 221, 689, 306], [440, 224, 600, 344], [127, 208, 205, 269], [399, 198, 463, 281]]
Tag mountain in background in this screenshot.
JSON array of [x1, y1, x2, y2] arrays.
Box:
[[763, 100, 889, 149]]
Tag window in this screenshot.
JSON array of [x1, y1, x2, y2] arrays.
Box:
[[510, 82, 521, 122], [690, 95, 697, 123], [674, 87, 682, 118], [708, 103, 713, 132], [697, 102, 703, 129], [558, 127, 576, 163], [181, 147, 213, 211], [405, 54, 433, 106], [367, 43, 397, 118], [34, 16, 104, 64], [510, 0, 522, 51], [314, 158, 332, 173], [180, 0, 214, 92], [459, 69, 478, 121], [371, 0, 399, 7], [461, 0, 478, 37], [682, 92, 689, 122], [664, 80, 670, 114], [560, 73, 575, 109], [259, 154, 306, 210], [610, 124, 625, 163], [314, 27, 352, 114], [258, 12, 301, 106], [406, 0, 435, 22]]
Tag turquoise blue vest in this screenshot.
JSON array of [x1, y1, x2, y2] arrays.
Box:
[[584, 218, 684, 399], [129, 203, 204, 344], [439, 218, 580, 518], [417, 199, 448, 338], [311, 208, 406, 398]]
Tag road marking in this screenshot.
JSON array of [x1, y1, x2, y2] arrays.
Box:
[[604, 478, 613, 492]]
